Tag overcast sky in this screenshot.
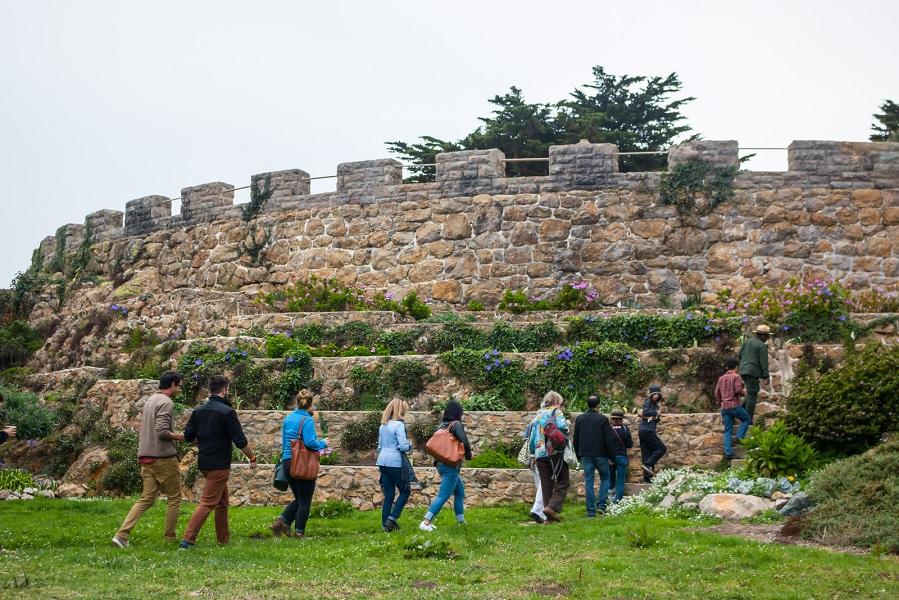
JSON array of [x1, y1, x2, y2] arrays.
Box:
[[1, 0, 897, 286]]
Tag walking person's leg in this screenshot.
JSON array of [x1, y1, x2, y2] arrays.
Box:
[[548, 454, 570, 515], [114, 464, 161, 544], [581, 456, 597, 517], [646, 433, 667, 469], [536, 457, 557, 519], [422, 463, 459, 527], [451, 472, 465, 523], [613, 455, 628, 502], [379, 466, 396, 529], [274, 476, 301, 535], [597, 459, 610, 513], [742, 375, 760, 422], [530, 464, 546, 521], [638, 431, 653, 482], [735, 406, 752, 441], [182, 469, 229, 546], [293, 478, 316, 536], [156, 457, 183, 541], [213, 472, 230, 544], [389, 470, 411, 526], [722, 409, 735, 458]]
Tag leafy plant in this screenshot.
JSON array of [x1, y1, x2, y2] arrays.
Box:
[[242, 172, 273, 221], [785, 343, 899, 453], [375, 327, 422, 355], [467, 444, 522, 469], [99, 429, 141, 495], [258, 275, 370, 312], [401, 535, 459, 559], [312, 499, 354, 518], [0, 386, 57, 438], [339, 411, 381, 452], [741, 422, 818, 478], [0, 320, 44, 369], [274, 348, 313, 407], [626, 524, 658, 548], [0, 468, 37, 492], [659, 160, 738, 216], [440, 349, 528, 410], [399, 292, 431, 321], [565, 313, 738, 349], [407, 415, 440, 450], [466, 299, 485, 311]]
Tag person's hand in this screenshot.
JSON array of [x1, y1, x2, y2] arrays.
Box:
[[172, 432, 185, 442], [1, 425, 16, 437], [322, 438, 330, 448], [249, 457, 257, 469]]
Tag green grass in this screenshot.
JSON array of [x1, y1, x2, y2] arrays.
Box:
[[0, 499, 897, 599]]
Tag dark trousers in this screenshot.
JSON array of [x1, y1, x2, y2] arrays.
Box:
[[536, 454, 570, 513], [281, 474, 316, 534], [379, 465, 411, 526], [639, 430, 667, 479], [741, 374, 760, 422]]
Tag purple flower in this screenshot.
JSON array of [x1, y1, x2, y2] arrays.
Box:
[[704, 325, 711, 331], [286, 357, 295, 364], [503, 358, 511, 365], [782, 325, 790, 331], [483, 353, 491, 360], [110, 304, 120, 311], [194, 359, 203, 366], [741, 316, 750, 323], [485, 365, 493, 372], [685, 313, 693, 320], [838, 315, 847, 322], [624, 354, 632, 360], [492, 349, 500, 357], [493, 359, 501, 367], [542, 359, 549, 366], [26, 439, 38, 448]]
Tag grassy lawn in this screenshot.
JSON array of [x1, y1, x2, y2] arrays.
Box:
[[0, 499, 897, 599]]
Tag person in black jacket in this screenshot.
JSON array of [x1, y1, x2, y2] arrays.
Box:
[[608, 409, 633, 503], [179, 376, 256, 549], [418, 399, 472, 531], [573, 396, 621, 516], [638, 384, 667, 482]]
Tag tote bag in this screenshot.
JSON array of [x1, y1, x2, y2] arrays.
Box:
[[288, 416, 321, 481], [424, 421, 464, 467]]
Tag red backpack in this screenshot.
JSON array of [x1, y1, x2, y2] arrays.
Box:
[[543, 410, 568, 454]]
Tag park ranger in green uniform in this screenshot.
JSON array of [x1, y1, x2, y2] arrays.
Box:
[[737, 324, 771, 422]]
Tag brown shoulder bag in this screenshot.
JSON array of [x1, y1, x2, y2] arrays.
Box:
[[424, 421, 464, 467], [289, 416, 321, 480]]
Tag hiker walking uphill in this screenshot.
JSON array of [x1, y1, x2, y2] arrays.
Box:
[[573, 395, 622, 516], [638, 385, 667, 483], [738, 324, 771, 422], [528, 391, 570, 523], [715, 357, 750, 459], [180, 376, 256, 549], [112, 371, 185, 548]]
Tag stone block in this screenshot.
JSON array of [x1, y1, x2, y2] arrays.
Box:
[[336, 159, 402, 196], [85, 209, 124, 241], [436, 149, 505, 181], [251, 169, 310, 201], [180, 182, 234, 223], [668, 140, 739, 170], [548, 140, 618, 185], [788, 140, 899, 180], [125, 195, 172, 236]]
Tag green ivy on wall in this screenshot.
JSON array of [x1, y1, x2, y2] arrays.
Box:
[[659, 160, 738, 216]]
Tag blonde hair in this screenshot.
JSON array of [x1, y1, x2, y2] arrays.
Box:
[[381, 398, 409, 424], [294, 390, 314, 411], [542, 390, 564, 408]]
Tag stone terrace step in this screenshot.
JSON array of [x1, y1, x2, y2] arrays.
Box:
[[187, 464, 655, 510]]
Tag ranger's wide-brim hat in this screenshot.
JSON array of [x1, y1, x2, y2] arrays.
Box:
[[610, 409, 625, 418], [754, 324, 771, 334]]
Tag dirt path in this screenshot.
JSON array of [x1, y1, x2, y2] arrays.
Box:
[[695, 522, 870, 555]]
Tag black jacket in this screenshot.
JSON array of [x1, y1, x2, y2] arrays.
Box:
[[184, 396, 248, 471], [573, 410, 621, 459], [610, 424, 633, 455]]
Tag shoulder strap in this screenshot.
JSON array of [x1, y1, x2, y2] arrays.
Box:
[[610, 425, 625, 447]]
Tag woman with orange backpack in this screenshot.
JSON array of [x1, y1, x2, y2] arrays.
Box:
[[418, 399, 472, 531]]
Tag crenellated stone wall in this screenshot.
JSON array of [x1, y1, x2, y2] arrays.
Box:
[[28, 139, 899, 309]]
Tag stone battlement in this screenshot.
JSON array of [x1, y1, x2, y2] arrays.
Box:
[[36, 140, 899, 249]]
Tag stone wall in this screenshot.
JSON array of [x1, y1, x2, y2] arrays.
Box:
[[31, 139, 899, 309]]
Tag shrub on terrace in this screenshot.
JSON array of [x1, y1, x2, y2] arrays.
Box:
[[0, 320, 44, 369], [0, 385, 57, 439], [741, 422, 818, 478], [785, 343, 899, 454], [565, 313, 739, 349]]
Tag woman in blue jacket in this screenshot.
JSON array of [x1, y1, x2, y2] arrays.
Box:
[[271, 392, 328, 539], [376, 398, 412, 532]]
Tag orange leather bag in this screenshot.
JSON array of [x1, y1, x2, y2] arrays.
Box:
[[424, 421, 464, 467]]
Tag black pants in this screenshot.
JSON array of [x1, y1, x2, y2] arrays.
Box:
[[638, 430, 667, 478], [281, 475, 316, 534], [536, 454, 570, 513]]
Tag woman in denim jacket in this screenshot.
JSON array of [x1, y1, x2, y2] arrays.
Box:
[[376, 398, 412, 532]]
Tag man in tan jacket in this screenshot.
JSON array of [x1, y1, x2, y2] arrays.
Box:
[[112, 371, 185, 548]]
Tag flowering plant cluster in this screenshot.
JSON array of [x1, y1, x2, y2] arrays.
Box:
[[498, 280, 602, 313], [566, 313, 740, 350], [108, 304, 129, 318]]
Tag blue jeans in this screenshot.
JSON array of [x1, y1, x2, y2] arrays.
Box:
[[424, 463, 465, 522], [379, 466, 410, 526], [609, 455, 628, 502], [722, 406, 751, 457], [580, 456, 610, 515]]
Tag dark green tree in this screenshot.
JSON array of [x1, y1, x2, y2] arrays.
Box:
[[870, 99, 899, 142], [387, 66, 696, 181]]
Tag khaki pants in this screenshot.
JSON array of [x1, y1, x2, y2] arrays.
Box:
[[116, 456, 182, 541], [182, 469, 231, 545]]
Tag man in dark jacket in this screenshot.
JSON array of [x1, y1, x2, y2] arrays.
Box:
[[638, 385, 667, 483], [738, 324, 771, 422], [180, 376, 255, 549], [573, 396, 621, 516]]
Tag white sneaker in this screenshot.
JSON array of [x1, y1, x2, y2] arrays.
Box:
[[111, 536, 128, 548], [418, 521, 435, 532]]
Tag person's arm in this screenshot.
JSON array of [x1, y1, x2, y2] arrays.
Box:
[[714, 378, 724, 405], [452, 422, 472, 460], [572, 416, 581, 458], [734, 375, 746, 397], [624, 427, 633, 449], [227, 411, 255, 465], [759, 343, 770, 380], [0, 428, 11, 444], [641, 399, 657, 421], [155, 400, 183, 442], [183, 412, 196, 444], [301, 416, 327, 451], [396, 422, 412, 454], [601, 421, 618, 457], [555, 410, 569, 432]]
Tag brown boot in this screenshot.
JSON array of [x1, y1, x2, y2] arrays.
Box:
[[271, 518, 289, 537], [544, 507, 563, 522]]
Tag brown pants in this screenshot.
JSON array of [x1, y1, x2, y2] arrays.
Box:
[[182, 469, 231, 545], [536, 454, 570, 513], [116, 456, 182, 541]]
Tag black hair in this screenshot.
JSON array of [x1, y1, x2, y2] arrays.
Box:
[[442, 398, 464, 422], [159, 371, 182, 390], [725, 357, 739, 370], [587, 395, 600, 409], [208, 375, 230, 395]]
